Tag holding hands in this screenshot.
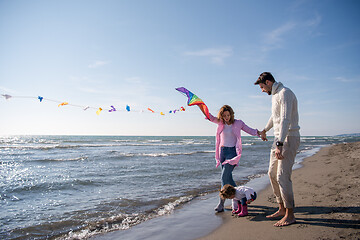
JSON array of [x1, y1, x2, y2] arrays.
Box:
[[259, 129, 268, 141], [259, 129, 284, 159]]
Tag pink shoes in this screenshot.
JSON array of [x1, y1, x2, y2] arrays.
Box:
[[232, 201, 249, 217], [238, 205, 248, 217], [232, 201, 242, 214]]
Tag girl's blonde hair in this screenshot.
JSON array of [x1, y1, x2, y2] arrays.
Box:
[[217, 105, 235, 124]]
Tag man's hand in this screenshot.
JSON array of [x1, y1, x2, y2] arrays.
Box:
[[259, 130, 268, 141], [275, 146, 284, 160]]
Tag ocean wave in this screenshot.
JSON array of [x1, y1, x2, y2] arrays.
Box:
[[0, 141, 213, 150], [141, 150, 214, 157], [34, 156, 88, 162], [5, 178, 103, 195], [0, 144, 80, 150], [4, 194, 199, 240], [57, 196, 195, 240], [242, 143, 255, 146], [0, 137, 60, 145], [109, 150, 214, 158]]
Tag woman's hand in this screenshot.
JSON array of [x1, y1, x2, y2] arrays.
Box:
[[259, 129, 268, 141], [216, 160, 221, 168]]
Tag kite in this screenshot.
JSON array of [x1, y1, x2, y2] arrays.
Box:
[[147, 108, 155, 113], [175, 87, 210, 119], [126, 105, 130, 112], [38, 96, 43, 102]]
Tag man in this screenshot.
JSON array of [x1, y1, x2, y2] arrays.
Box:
[[255, 72, 300, 227]]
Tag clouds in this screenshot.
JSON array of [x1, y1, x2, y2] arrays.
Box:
[[1, 0, 359, 136], [88, 60, 110, 69], [306, 13, 322, 28], [263, 22, 297, 51], [335, 76, 360, 83], [261, 13, 322, 52], [184, 47, 233, 65]]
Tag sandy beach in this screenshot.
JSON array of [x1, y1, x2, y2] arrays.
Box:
[[198, 142, 360, 240]]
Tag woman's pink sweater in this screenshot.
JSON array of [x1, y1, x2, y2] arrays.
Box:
[[208, 113, 259, 167]]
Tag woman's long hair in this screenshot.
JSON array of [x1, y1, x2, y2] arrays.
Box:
[[217, 105, 235, 124]]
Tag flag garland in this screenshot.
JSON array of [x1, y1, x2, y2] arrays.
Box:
[[1, 94, 186, 116]]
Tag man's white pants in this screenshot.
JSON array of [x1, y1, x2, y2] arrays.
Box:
[[268, 136, 300, 209]]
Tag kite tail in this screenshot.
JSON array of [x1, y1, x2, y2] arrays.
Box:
[[198, 104, 210, 120]]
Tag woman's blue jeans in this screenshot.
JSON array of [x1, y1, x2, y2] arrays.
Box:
[[220, 146, 237, 187]]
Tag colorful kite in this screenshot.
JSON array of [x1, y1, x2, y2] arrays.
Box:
[[175, 87, 210, 119]]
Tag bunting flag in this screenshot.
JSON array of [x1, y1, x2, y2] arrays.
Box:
[[2, 94, 12, 100], [175, 87, 210, 119], [96, 108, 103, 115], [109, 106, 116, 112], [1, 93, 187, 117], [58, 102, 69, 107]]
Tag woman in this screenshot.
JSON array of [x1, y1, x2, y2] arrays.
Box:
[[206, 105, 261, 212]]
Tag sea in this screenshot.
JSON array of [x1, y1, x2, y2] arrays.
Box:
[[1, 135, 359, 240]]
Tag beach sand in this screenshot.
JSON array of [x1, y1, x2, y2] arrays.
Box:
[[198, 142, 360, 240]]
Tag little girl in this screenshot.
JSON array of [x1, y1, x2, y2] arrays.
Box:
[[220, 184, 257, 217], [205, 105, 260, 212]]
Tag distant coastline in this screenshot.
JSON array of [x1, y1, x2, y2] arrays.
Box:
[[335, 133, 360, 137]]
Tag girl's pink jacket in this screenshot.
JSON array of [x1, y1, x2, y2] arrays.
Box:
[[208, 113, 259, 168]]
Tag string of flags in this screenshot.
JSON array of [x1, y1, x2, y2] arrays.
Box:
[[1, 87, 208, 117], [1, 94, 187, 116]]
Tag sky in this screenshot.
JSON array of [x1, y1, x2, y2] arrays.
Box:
[[1, 0, 359, 136]]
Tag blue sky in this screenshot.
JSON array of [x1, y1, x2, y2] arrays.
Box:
[[1, 0, 359, 136]]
